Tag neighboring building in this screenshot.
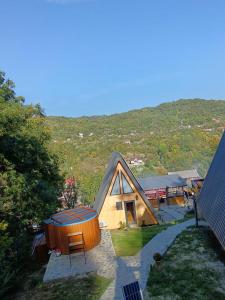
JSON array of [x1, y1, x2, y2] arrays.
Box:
[[168, 169, 202, 186], [129, 158, 144, 167], [138, 174, 187, 208], [124, 140, 131, 144], [94, 152, 158, 229], [198, 132, 225, 249]]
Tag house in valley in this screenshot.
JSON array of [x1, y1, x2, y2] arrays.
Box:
[[94, 152, 158, 229], [129, 158, 144, 166]]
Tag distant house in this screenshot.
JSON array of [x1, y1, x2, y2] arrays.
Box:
[[198, 132, 225, 249], [168, 169, 201, 186], [138, 174, 187, 208], [79, 133, 84, 138], [129, 158, 144, 167], [203, 128, 213, 132], [124, 140, 131, 144], [94, 152, 158, 229]]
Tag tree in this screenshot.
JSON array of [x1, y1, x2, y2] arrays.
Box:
[[61, 177, 78, 208], [0, 71, 63, 296]]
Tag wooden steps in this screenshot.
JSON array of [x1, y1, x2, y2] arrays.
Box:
[[67, 232, 86, 265]]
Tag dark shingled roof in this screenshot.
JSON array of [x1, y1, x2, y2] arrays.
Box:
[[168, 169, 201, 179], [93, 152, 157, 220], [137, 174, 187, 190], [198, 132, 225, 249]]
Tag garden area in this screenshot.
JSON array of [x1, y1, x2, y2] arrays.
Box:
[[147, 226, 225, 299]]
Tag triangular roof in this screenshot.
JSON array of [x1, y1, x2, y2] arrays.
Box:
[[94, 152, 157, 219], [198, 132, 225, 249]]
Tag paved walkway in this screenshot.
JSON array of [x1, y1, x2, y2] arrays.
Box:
[[100, 218, 206, 300], [43, 230, 117, 282], [156, 204, 193, 223]]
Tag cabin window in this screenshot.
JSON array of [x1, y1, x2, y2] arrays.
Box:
[[122, 174, 133, 194], [111, 174, 121, 195], [116, 202, 123, 210]]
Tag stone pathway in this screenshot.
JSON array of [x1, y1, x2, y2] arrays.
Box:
[[100, 218, 206, 300], [156, 204, 193, 223], [43, 230, 116, 282]]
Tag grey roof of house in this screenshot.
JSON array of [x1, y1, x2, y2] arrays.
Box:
[[198, 132, 225, 249], [168, 169, 201, 179], [137, 174, 187, 191], [93, 152, 157, 220]]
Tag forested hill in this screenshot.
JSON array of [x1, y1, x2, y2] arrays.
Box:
[[47, 99, 225, 203]]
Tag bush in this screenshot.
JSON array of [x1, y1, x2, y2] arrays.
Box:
[[118, 221, 126, 230], [153, 252, 162, 262]]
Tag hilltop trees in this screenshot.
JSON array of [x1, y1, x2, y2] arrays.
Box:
[[0, 71, 62, 296]]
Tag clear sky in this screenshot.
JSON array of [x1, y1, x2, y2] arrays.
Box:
[[1, 0, 225, 117]]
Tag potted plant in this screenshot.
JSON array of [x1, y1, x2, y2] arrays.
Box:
[[153, 252, 162, 266]]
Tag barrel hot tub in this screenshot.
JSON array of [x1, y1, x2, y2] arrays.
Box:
[[44, 206, 101, 255]]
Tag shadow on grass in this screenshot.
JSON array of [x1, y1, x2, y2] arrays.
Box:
[[8, 271, 111, 300]]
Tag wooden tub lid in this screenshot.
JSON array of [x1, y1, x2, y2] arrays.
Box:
[[49, 206, 97, 226]]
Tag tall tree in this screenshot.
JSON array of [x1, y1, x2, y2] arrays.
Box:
[[0, 71, 63, 296]]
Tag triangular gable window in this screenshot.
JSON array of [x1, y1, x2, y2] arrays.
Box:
[[111, 173, 121, 195], [122, 173, 133, 194]]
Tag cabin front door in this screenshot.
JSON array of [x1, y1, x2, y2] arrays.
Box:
[[124, 201, 137, 226]]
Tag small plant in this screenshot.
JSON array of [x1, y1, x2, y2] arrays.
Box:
[[153, 252, 162, 263], [118, 221, 126, 230], [141, 220, 146, 227]]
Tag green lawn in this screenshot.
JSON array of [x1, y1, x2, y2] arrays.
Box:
[[111, 211, 194, 256], [12, 270, 111, 300], [147, 226, 225, 299], [111, 224, 170, 256]]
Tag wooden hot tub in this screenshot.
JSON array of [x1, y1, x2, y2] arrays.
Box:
[[44, 206, 101, 254]]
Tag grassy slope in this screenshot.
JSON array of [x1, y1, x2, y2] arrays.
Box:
[[147, 226, 225, 299], [47, 99, 225, 202]]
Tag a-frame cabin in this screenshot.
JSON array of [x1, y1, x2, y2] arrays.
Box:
[[198, 132, 225, 249], [94, 152, 158, 229]]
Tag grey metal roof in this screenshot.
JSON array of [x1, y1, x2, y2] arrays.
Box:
[[198, 132, 225, 249], [137, 174, 187, 190], [93, 152, 157, 221], [168, 169, 201, 179]]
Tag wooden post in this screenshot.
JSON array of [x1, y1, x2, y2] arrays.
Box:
[[193, 194, 198, 227]]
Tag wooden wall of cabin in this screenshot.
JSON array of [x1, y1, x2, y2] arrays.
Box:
[[167, 195, 185, 206], [98, 162, 157, 229], [45, 216, 101, 254]]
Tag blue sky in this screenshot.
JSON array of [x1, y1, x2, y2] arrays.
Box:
[[1, 0, 225, 117]]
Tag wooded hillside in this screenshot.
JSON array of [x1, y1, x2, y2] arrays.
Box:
[[47, 99, 225, 203]]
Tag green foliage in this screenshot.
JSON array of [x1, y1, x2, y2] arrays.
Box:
[[118, 221, 126, 230], [47, 98, 224, 202], [0, 71, 62, 296]]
